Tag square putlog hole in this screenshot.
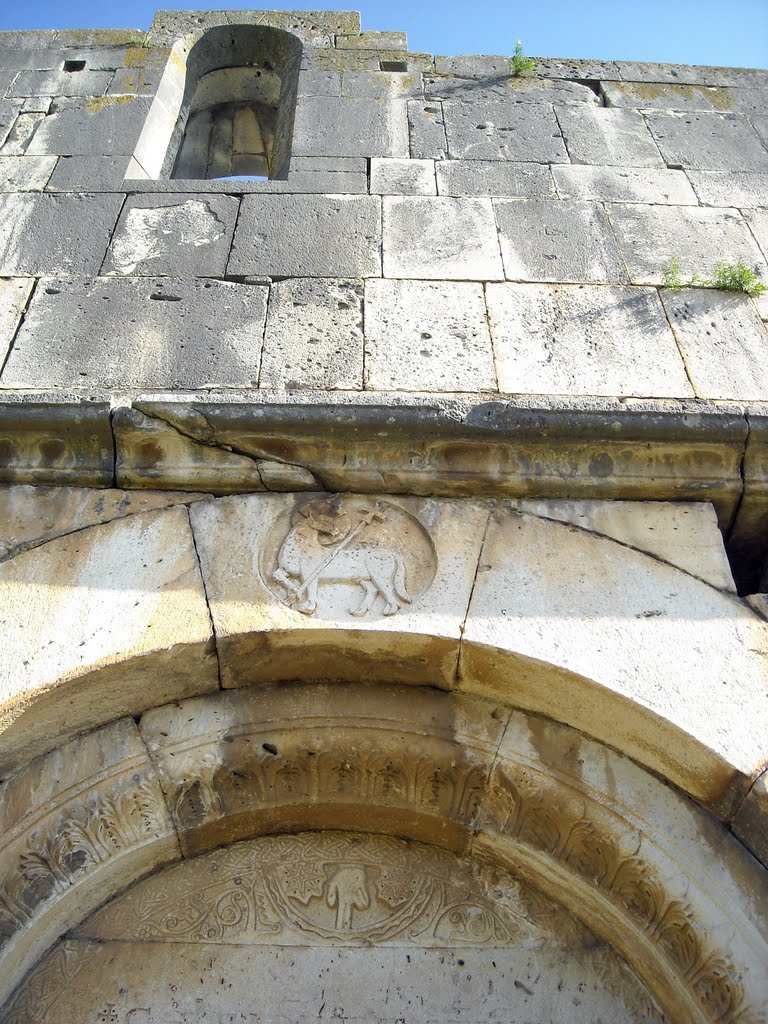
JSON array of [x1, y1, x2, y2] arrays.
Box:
[[380, 60, 408, 72], [63, 59, 87, 72]]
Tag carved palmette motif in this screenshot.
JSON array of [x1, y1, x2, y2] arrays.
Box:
[[486, 768, 764, 1024], [0, 782, 167, 950]]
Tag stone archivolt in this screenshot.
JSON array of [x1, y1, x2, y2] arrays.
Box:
[[0, 683, 766, 1024]]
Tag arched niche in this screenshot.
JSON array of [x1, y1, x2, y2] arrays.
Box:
[[127, 23, 302, 181], [1, 685, 767, 1024]]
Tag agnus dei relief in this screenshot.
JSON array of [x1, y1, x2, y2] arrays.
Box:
[[261, 496, 437, 619], [3, 833, 667, 1024]]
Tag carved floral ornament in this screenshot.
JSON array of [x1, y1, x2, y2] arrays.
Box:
[[260, 495, 437, 619], [0, 691, 766, 1024]]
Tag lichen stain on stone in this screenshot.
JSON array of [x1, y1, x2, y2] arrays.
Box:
[[623, 81, 735, 112], [85, 95, 136, 114]]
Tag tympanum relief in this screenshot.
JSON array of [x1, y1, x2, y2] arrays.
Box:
[[261, 496, 437, 619], [3, 832, 666, 1024]]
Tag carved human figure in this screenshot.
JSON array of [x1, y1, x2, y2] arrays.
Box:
[[326, 866, 370, 930], [273, 499, 412, 617]]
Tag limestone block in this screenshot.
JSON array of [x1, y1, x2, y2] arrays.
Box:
[[0, 155, 56, 191], [494, 199, 627, 284], [407, 100, 447, 159], [1, 277, 268, 390], [437, 159, 555, 199], [369, 157, 436, 195], [336, 30, 408, 49], [643, 110, 768, 171], [189, 493, 490, 688], [606, 203, 768, 286], [0, 718, 179, 1009], [339, 70, 422, 100], [442, 100, 568, 163], [733, 770, 768, 868], [602, 80, 745, 112], [140, 683, 504, 853], [292, 95, 408, 158], [8, 69, 113, 97], [752, 113, 768, 149], [0, 193, 122, 276], [113, 406, 319, 494], [513, 498, 735, 592], [486, 283, 692, 398], [228, 194, 381, 278], [364, 279, 496, 391], [0, 111, 45, 156], [459, 507, 768, 811], [25, 95, 152, 156], [0, 484, 209, 562], [382, 196, 503, 280], [555, 104, 663, 167], [687, 170, 768, 208], [260, 278, 364, 390], [46, 153, 128, 189], [147, 9, 359, 48], [616, 61, 768, 88], [20, 96, 51, 113], [660, 288, 768, 401], [745, 208, 768, 264], [0, 506, 218, 772], [101, 194, 239, 276], [552, 165, 697, 204], [0, 100, 24, 148], [424, 76, 599, 105], [0, 277, 34, 364]]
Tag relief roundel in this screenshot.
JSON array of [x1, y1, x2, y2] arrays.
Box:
[[260, 496, 437, 620]]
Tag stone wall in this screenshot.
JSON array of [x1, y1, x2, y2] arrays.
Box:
[[2, 12, 768, 1024]]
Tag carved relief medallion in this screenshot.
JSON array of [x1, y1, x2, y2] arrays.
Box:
[[260, 496, 437, 619]]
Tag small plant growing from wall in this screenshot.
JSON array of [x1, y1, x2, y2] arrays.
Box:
[[661, 257, 766, 297], [509, 40, 535, 77]]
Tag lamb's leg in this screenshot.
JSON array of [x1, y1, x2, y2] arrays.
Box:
[[350, 579, 377, 617]]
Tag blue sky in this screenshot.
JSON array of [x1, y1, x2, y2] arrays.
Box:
[[1, 0, 766, 69]]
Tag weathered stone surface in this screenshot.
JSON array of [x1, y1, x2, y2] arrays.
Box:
[[8, 69, 113, 98], [687, 169, 768, 208], [745, 208, 768, 263], [407, 100, 447, 159], [147, 8, 359, 48], [336, 30, 407, 49], [0, 155, 56, 191], [113, 406, 313, 494], [228, 194, 381, 278], [616, 61, 768, 88], [102, 194, 240, 276], [733, 770, 768, 868], [0, 193, 122, 275], [369, 157, 436, 195], [0, 505, 218, 772], [443, 100, 568, 163], [0, 100, 24, 148], [260, 278, 364, 389], [553, 164, 696, 204], [602, 80, 757, 113], [514, 498, 736, 591], [643, 110, 768, 171], [1, 277, 268, 390], [20, 96, 51, 113], [189, 493, 490, 688], [26, 95, 152, 156], [292, 95, 409, 158], [555, 105, 663, 167], [382, 196, 503, 280], [494, 199, 627, 284], [0, 484, 209, 562], [459, 506, 768, 812], [339, 70, 422, 100], [0, 111, 45, 156], [46, 153, 128, 190], [607, 203, 768, 285], [364, 279, 496, 392], [437, 159, 555, 198], [0, 400, 114, 487], [0, 719, 179, 1009], [424, 76, 598, 105], [660, 288, 768, 401], [0, 277, 34, 362], [486, 283, 693, 398]]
